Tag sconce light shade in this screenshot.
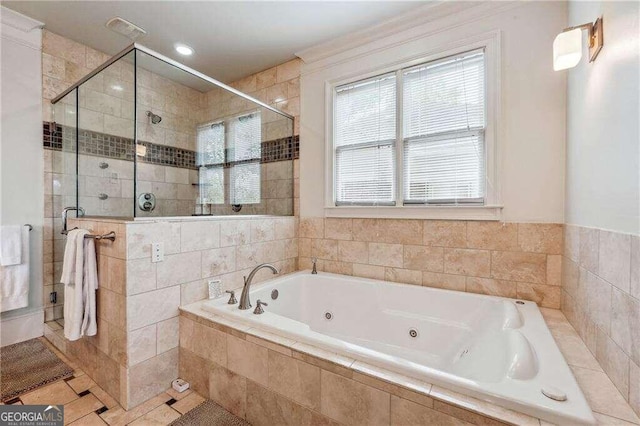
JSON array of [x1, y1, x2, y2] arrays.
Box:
[[553, 28, 583, 71], [136, 144, 147, 157]]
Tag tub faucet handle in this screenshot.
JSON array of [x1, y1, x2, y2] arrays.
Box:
[[226, 290, 237, 305], [253, 299, 268, 315], [311, 257, 317, 274]]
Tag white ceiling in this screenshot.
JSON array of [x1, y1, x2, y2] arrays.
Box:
[[3, 1, 424, 83]]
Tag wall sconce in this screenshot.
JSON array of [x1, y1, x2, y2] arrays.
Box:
[[553, 17, 603, 71]]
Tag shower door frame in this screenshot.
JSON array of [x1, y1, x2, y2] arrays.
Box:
[[51, 43, 294, 117]]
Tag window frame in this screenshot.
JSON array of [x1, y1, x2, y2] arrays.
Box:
[[325, 34, 502, 220]]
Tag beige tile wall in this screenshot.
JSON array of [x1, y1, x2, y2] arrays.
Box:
[[43, 30, 203, 146], [123, 216, 297, 408], [208, 58, 301, 135], [561, 225, 640, 416], [299, 218, 563, 309]]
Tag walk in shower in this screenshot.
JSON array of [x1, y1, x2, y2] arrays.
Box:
[[45, 44, 295, 323]]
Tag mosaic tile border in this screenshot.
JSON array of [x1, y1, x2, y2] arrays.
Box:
[[42, 122, 299, 169]]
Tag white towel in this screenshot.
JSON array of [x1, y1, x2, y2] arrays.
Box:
[[60, 229, 79, 286], [63, 229, 99, 341], [0, 226, 30, 312], [81, 237, 98, 337], [0, 225, 22, 266]]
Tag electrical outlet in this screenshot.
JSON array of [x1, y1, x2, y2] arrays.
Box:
[[151, 242, 164, 263]]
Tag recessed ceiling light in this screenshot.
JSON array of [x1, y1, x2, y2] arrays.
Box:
[[175, 44, 194, 56], [111, 85, 123, 91]]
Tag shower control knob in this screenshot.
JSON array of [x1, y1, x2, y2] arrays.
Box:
[[138, 193, 156, 212]]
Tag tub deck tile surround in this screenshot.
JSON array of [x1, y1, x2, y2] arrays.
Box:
[[179, 301, 637, 426]]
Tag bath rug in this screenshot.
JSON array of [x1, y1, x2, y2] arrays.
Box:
[[169, 400, 250, 426], [0, 338, 74, 401]]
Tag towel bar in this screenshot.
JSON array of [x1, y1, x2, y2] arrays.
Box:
[[84, 231, 116, 242]]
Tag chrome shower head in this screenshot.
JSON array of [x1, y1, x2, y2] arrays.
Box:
[[146, 111, 162, 124]]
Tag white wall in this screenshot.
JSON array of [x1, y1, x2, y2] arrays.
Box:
[[299, 1, 567, 223], [565, 1, 640, 235], [0, 7, 45, 343]]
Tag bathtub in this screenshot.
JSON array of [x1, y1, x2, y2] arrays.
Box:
[[201, 271, 595, 425]]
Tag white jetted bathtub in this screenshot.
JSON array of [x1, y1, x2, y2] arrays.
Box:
[[202, 271, 595, 425]]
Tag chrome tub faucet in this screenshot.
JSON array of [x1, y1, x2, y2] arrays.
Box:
[[238, 263, 279, 310], [253, 299, 268, 315], [311, 257, 317, 274]]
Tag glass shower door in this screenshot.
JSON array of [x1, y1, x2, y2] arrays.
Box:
[[45, 89, 77, 325], [46, 51, 136, 327], [77, 51, 136, 219]]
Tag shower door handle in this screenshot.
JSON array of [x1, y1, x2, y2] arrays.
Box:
[[61, 206, 85, 235]]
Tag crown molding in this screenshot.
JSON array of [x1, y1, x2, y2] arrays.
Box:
[[1, 6, 44, 49], [1, 6, 43, 32], [296, 1, 520, 68]]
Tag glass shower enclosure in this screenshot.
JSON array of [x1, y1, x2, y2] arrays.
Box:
[[46, 44, 295, 323]]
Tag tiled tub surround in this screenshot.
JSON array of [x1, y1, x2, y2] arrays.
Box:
[[299, 218, 563, 309], [178, 301, 639, 425], [561, 225, 640, 418], [44, 215, 297, 410]]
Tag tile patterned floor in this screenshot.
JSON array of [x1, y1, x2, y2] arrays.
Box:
[[1, 337, 205, 425]]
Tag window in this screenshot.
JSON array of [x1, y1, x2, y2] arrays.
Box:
[[229, 112, 261, 204], [333, 49, 487, 207], [334, 73, 396, 205], [197, 111, 262, 205], [196, 122, 225, 204]]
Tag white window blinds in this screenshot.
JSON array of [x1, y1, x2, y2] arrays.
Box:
[[403, 49, 485, 204], [334, 73, 396, 205], [229, 112, 261, 204], [197, 122, 225, 204]]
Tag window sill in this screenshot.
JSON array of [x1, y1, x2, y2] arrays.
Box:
[[324, 205, 503, 221]]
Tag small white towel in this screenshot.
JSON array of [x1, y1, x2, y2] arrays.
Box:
[[0, 226, 30, 312], [0, 225, 22, 266], [60, 229, 79, 286]]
